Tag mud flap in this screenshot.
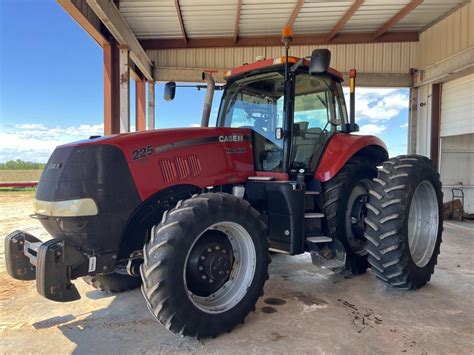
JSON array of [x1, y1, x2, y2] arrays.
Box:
[[5, 230, 41, 280], [36, 239, 87, 302]]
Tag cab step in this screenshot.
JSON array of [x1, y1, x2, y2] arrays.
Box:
[[305, 190, 320, 195], [306, 236, 332, 243], [305, 212, 324, 219]]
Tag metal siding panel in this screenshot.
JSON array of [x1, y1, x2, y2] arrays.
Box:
[[469, 2, 474, 47], [151, 41, 417, 74], [440, 74, 474, 137], [418, 2, 473, 69]]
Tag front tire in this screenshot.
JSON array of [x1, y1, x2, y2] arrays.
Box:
[[140, 193, 269, 338], [365, 155, 443, 289], [83, 272, 141, 293]]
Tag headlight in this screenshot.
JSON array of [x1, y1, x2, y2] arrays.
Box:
[[33, 198, 98, 217]]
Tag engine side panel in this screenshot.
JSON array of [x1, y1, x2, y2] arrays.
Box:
[[314, 133, 388, 182]]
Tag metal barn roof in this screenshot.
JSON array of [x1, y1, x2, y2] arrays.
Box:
[[118, 0, 467, 42]]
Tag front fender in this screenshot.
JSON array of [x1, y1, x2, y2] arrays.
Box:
[[314, 133, 388, 182]]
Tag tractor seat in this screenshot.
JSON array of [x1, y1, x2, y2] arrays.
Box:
[[293, 122, 323, 165]]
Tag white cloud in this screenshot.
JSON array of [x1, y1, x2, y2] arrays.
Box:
[[0, 123, 104, 163], [400, 123, 408, 128], [344, 88, 409, 123], [356, 124, 387, 136], [189, 123, 201, 127]]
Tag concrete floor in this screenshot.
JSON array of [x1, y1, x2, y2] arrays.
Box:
[[0, 192, 473, 354]]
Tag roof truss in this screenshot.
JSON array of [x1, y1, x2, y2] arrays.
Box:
[[174, 0, 187, 43], [233, 0, 242, 43], [327, 0, 365, 41], [374, 0, 423, 39], [287, 0, 304, 27]]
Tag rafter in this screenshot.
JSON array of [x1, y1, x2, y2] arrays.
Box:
[[327, 0, 364, 41], [287, 0, 304, 27], [374, 0, 423, 39], [174, 0, 187, 43], [233, 0, 242, 43]]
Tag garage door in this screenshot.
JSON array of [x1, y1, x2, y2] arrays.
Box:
[[440, 74, 474, 137]]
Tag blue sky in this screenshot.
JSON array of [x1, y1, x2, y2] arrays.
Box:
[[0, 0, 408, 163]]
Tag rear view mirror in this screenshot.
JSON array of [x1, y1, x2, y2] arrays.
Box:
[[309, 49, 331, 74], [164, 82, 176, 101]]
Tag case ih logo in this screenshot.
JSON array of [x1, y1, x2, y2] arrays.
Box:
[[219, 135, 244, 143]]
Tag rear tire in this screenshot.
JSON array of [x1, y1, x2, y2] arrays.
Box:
[[365, 155, 443, 289], [140, 193, 270, 338], [322, 157, 377, 275], [83, 273, 141, 293]]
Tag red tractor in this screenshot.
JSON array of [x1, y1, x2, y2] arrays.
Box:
[[5, 47, 442, 338]]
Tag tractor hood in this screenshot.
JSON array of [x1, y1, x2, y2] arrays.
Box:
[[50, 127, 255, 201]]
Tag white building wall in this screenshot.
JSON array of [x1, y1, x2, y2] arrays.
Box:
[[440, 134, 474, 213]]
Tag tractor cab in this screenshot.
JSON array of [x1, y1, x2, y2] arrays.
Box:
[[217, 52, 351, 175]]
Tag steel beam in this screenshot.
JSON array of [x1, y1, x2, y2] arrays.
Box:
[[103, 40, 120, 135], [408, 87, 418, 154], [135, 78, 146, 131], [87, 0, 154, 81], [430, 84, 441, 171], [148, 82, 155, 130], [141, 31, 419, 50], [119, 47, 130, 133], [57, 0, 108, 47]]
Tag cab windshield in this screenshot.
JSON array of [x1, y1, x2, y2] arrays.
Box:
[[217, 70, 347, 171]]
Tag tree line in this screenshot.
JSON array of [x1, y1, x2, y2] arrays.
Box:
[[0, 160, 46, 170]]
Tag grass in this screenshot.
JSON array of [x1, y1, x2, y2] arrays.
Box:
[[0, 188, 36, 195], [0, 170, 43, 183]]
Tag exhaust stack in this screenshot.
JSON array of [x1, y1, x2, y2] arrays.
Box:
[[349, 68, 357, 130], [201, 72, 215, 127]]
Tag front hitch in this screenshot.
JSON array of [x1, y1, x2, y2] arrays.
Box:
[[5, 230, 88, 302]]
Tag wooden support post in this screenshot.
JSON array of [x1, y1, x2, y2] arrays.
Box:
[[119, 47, 130, 133], [148, 81, 155, 130], [103, 40, 120, 134], [135, 77, 146, 131], [430, 84, 441, 171]]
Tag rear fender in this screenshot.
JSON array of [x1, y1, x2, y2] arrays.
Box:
[[314, 133, 388, 182]]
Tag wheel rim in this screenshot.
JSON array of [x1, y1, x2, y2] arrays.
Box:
[[345, 179, 371, 255], [408, 180, 439, 267], [184, 221, 256, 314]]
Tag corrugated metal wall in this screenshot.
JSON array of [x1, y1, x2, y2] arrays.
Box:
[[148, 42, 418, 75], [414, 2, 473, 162], [417, 1, 474, 69]]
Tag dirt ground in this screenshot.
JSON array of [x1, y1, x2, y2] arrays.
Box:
[[0, 191, 473, 354]]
